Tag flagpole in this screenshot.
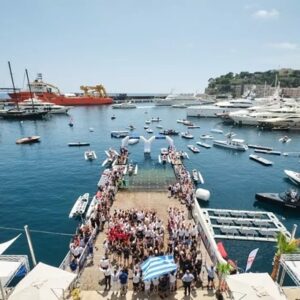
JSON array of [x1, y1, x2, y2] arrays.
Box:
[[24, 225, 37, 266]]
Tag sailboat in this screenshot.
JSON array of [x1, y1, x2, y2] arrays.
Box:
[[1, 63, 48, 120]]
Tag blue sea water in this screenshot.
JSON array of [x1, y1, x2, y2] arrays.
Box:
[[0, 105, 299, 273]]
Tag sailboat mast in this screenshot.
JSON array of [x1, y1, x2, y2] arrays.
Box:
[[25, 69, 35, 111], [8, 61, 19, 110]]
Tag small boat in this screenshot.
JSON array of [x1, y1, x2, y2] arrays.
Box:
[[177, 119, 187, 124], [254, 149, 281, 156], [255, 190, 300, 210], [247, 144, 273, 151], [156, 125, 163, 129], [158, 154, 168, 164], [279, 136, 291, 143], [146, 128, 153, 133], [68, 142, 90, 147], [89, 127, 94, 132], [161, 148, 169, 155], [127, 125, 135, 131], [181, 132, 194, 139], [192, 169, 204, 184], [16, 136, 40, 144], [128, 138, 139, 145], [249, 154, 273, 166], [183, 120, 193, 126], [111, 115, 116, 120], [284, 170, 300, 185], [210, 128, 223, 134], [213, 139, 248, 151], [282, 152, 300, 157], [187, 125, 200, 129], [196, 141, 211, 149], [85, 195, 98, 220], [112, 102, 136, 109], [151, 117, 161, 122], [179, 151, 189, 159], [111, 130, 129, 138], [172, 104, 187, 108], [84, 150, 97, 161], [145, 120, 151, 124], [68, 121, 73, 127], [69, 193, 89, 218], [200, 134, 214, 140], [187, 145, 200, 153], [144, 125, 149, 129], [159, 129, 179, 136]]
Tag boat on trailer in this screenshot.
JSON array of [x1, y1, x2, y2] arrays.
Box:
[[69, 193, 89, 218]]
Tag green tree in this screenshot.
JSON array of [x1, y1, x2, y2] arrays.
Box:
[[270, 232, 299, 281]]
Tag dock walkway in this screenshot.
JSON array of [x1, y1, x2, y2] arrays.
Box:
[[78, 191, 222, 299]]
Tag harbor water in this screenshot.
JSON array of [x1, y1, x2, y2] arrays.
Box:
[[0, 105, 299, 272]]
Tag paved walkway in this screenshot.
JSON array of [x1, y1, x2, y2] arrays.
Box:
[[77, 191, 223, 299]]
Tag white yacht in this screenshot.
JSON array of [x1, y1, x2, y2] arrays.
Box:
[[155, 92, 201, 106], [186, 98, 254, 117], [112, 101, 136, 109], [213, 138, 248, 151], [19, 98, 70, 114], [258, 114, 300, 130]]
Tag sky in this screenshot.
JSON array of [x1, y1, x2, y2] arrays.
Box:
[[0, 0, 300, 93]]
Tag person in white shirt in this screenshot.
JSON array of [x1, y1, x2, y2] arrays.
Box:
[[104, 266, 111, 290], [169, 271, 177, 292], [152, 277, 159, 293], [132, 271, 140, 292], [111, 268, 120, 294], [182, 270, 194, 296], [144, 280, 151, 296]]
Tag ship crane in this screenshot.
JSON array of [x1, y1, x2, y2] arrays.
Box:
[[80, 85, 108, 97]]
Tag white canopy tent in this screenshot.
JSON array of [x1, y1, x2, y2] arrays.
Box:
[[8, 262, 77, 300], [0, 235, 21, 255], [226, 273, 287, 300]]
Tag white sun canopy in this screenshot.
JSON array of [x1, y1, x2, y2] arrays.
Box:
[[0, 261, 22, 287], [226, 273, 287, 300], [0, 235, 21, 255], [8, 262, 77, 300]]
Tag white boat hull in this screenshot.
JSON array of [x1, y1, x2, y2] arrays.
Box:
[[69, 193, 89, 218], [284, 170, 300, 185]]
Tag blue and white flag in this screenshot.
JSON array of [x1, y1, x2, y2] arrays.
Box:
[[141, 255, 177, 281], [245, 248, 259, 272]]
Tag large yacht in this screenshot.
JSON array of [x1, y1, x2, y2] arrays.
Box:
[[18, 98, 70, 114], [258, 114, 300, 130], [154, 93, 201, 106]]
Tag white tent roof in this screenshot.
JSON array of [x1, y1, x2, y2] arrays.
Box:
[[8, 262, 77, 300], [0, 261, 22, 286], [281, 254, 300, 286], [226, 273, 287, 300], [0, 234, 21, 255]]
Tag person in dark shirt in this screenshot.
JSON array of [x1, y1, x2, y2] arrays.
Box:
[[119, 269, 128, 296]]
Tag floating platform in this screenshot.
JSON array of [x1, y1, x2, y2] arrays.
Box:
[[254, 149, 281, 156], [196, 141, 211, 149], [202, 208, 290, 242], [249, 154, 273, 166], [248, 144, 272, 151]]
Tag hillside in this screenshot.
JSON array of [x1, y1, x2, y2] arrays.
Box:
[[207, 69, 300, 95]]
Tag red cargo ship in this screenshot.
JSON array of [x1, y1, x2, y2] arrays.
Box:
[[9, 73, 113, 106]]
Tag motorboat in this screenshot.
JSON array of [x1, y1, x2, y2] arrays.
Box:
[[1, 108, 48, 120], [225, 132, 236, 138], [68, 142, 90, 147], [84, 150, 97, 161], [159, 129, 179, 136], [258, 114, 300, 130], [18, 98, 70, 114], [249, 154, 273, 166], [158, 154, 168, 164], [172, 104, 187, 108], [177, 119, 188, 124], [127, 125, 135, 131], [145, 120, 151, 124], [128, 138, 139, 145], [16, 136, 40, 144], [213, 138, 248, 151], [178, 151, 189, 159], [112, 102, 136, 109], [255, 190, 300, 210], [111, 115, 116, 120], [144, 125, 149, 129], [151, 117, 161, 122], [181, 132, 194, 139], [85, 195, 98, 220], [279, 136, 291, 143], [102, 148, 119, 166], [196, 141, 211, 149], [89, 127, 94, 132], [156, 125, 163, 129], [187, 145, 200, 153], [192, 169, 204, 184], [187, 125, 200, 129], [111, 130, 129, 138], [146, 128, 153, 133], [284, 170, 300, 185], [200, 134, 214, 140], [182, 120, 193, 126], [155, 93, 200, 106], [161, 148, 169, 155], [69, 193, 90, 218], [210, 128, 223, 134]]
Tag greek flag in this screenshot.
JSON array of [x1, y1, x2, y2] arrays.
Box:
[[141, 255, 177, 281]]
